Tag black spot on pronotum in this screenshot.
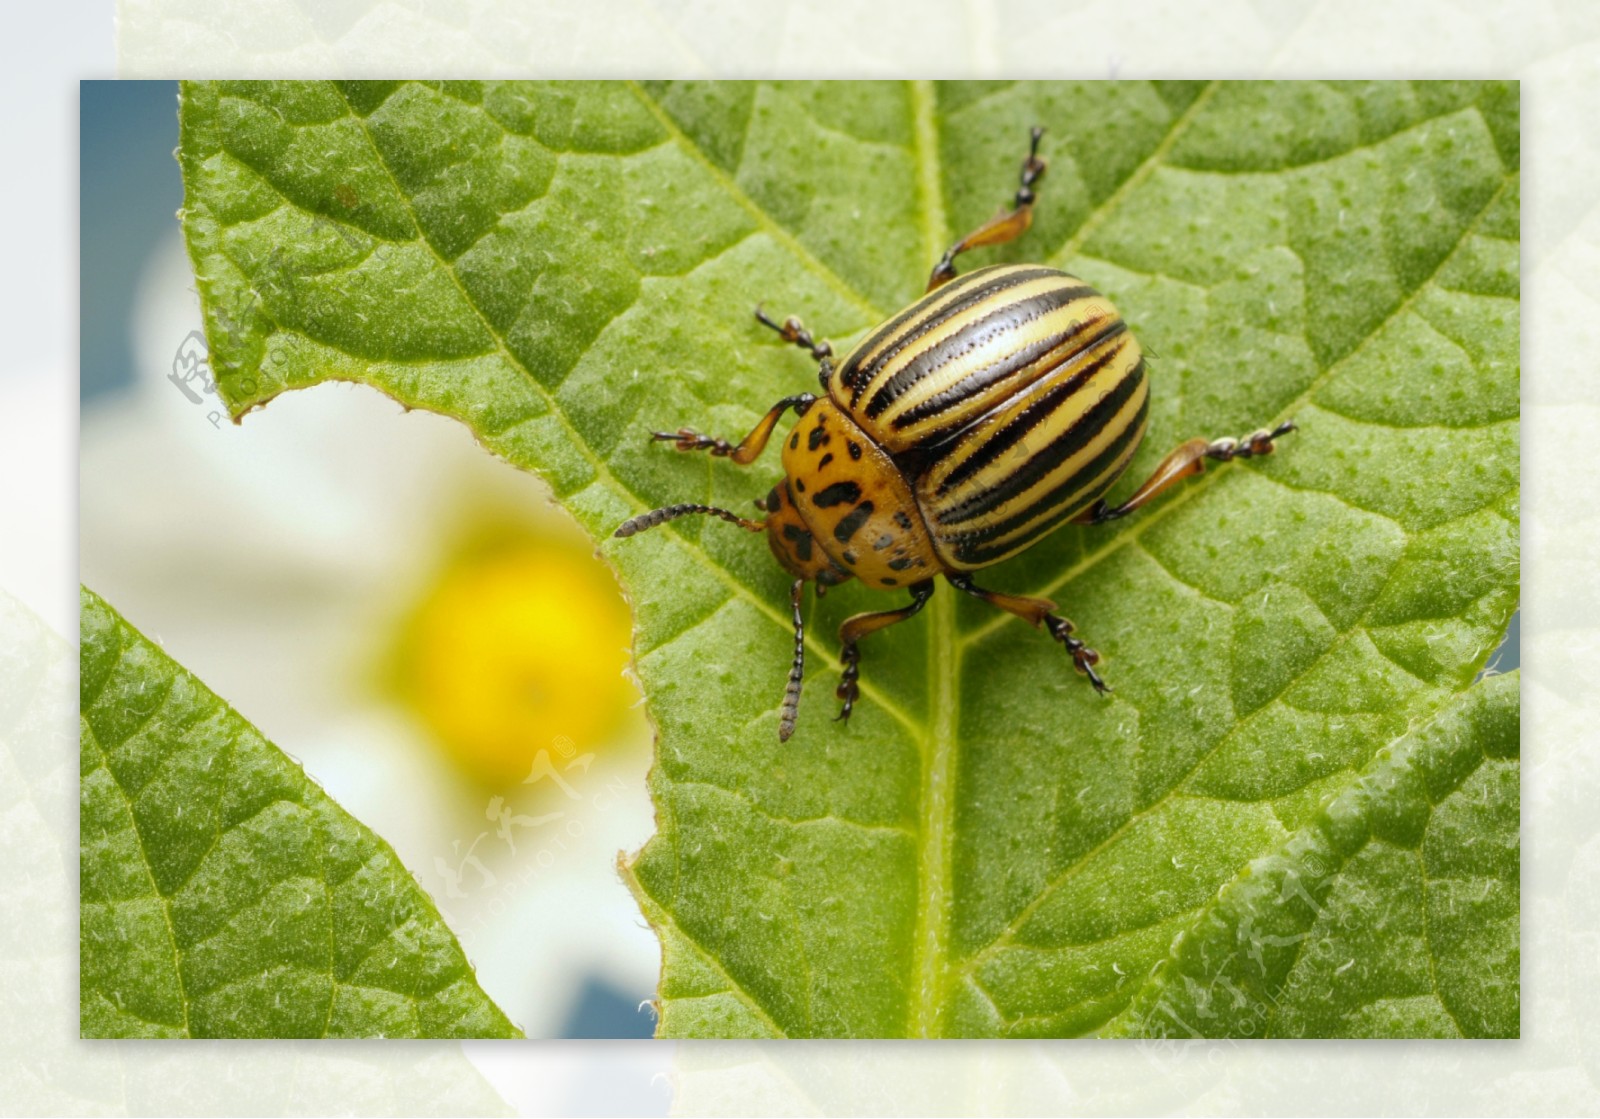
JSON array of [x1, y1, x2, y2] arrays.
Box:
[[818, 452, 834, 469], [883, 576, 898, 585], [808, 425, 831, 451], [795, 478, 806, 493], [843, 550, 857, 565], [781, 523, 814, 563], [790, 432, 800, 450], [833, 501, 874, 544], [847, 440, 863, 461], [812, 481, 862, 508], [888, 556, 914, 571], [893, 510, 913, 530]]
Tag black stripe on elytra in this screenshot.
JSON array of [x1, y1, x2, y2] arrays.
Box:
[[934, 324, 1131, 498], [838, 266, 1045, 394], [833, 501, 875, 544], [842, 267, 1063, 404], [948, 391, 1149, 565], [892, 311, 1117, 435], [863, 283, 1097, 421], [939, 355, 1145, 527], [812, 480, 862, 508]]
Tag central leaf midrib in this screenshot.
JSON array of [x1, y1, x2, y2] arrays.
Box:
[[899, 78, 1227, 1038], [907, 78, 957, 1039]]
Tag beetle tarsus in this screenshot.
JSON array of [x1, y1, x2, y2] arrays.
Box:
[[834, 644, 861, 724], [755, 305, 833, 365], [1206, 418, 1296, 462], [1044, 615, 1110, 694], [652, 427, 737, 456]]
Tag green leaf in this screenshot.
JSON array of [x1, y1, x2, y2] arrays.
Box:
[[177, 80, 1519, 1037], [79, 587, 521, 1038]]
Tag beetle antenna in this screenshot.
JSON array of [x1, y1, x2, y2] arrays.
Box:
[[778, 578, 806, 742], [613, 503, 765, 538]]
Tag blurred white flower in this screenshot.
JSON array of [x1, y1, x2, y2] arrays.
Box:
[[80, 228, 659, 1039]]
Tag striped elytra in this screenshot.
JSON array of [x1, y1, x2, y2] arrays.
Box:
[[829, 263, 1149, 570], [615, 126, 1293, 740]]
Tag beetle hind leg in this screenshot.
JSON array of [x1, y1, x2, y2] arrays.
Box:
[[834, 580, 936, 725], [947, 573, 1110, 694], [1074, 420, 1296, 526], [927, 126, 1047, 292]]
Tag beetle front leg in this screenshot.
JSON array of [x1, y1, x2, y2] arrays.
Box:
[[755, 306, 834, 366], [834, 580, 936, 725], [927, 126, 1047, 291], [946, 574, 1109, 694], [755, 306, 836, 391], [652, 393, 817, 466], [1073, 420, 1296, 525]]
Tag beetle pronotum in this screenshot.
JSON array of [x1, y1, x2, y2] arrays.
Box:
[[615, 127, 1294, 740]]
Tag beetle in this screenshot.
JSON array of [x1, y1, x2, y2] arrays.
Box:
[[614, 127, 1294, 741]]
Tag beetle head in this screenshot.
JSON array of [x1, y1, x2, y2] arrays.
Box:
[[760, 481, 852, 589]]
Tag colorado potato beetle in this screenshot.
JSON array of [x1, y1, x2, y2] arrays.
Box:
[[616, 127, 1294, 741]]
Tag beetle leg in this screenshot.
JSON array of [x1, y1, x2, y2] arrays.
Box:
[[651, 393, 817, 465], [754, 306, 834, 366], [834, 579, 936, 725], [779, 578, 807, 742], [946, 573, 1110, 694], [755, 307, 837, 391], [1072, 420, 1296, 526], [927, 126, 1047, 292]]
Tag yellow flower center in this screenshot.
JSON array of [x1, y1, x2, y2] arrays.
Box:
[[398, 537, 635, 788]]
